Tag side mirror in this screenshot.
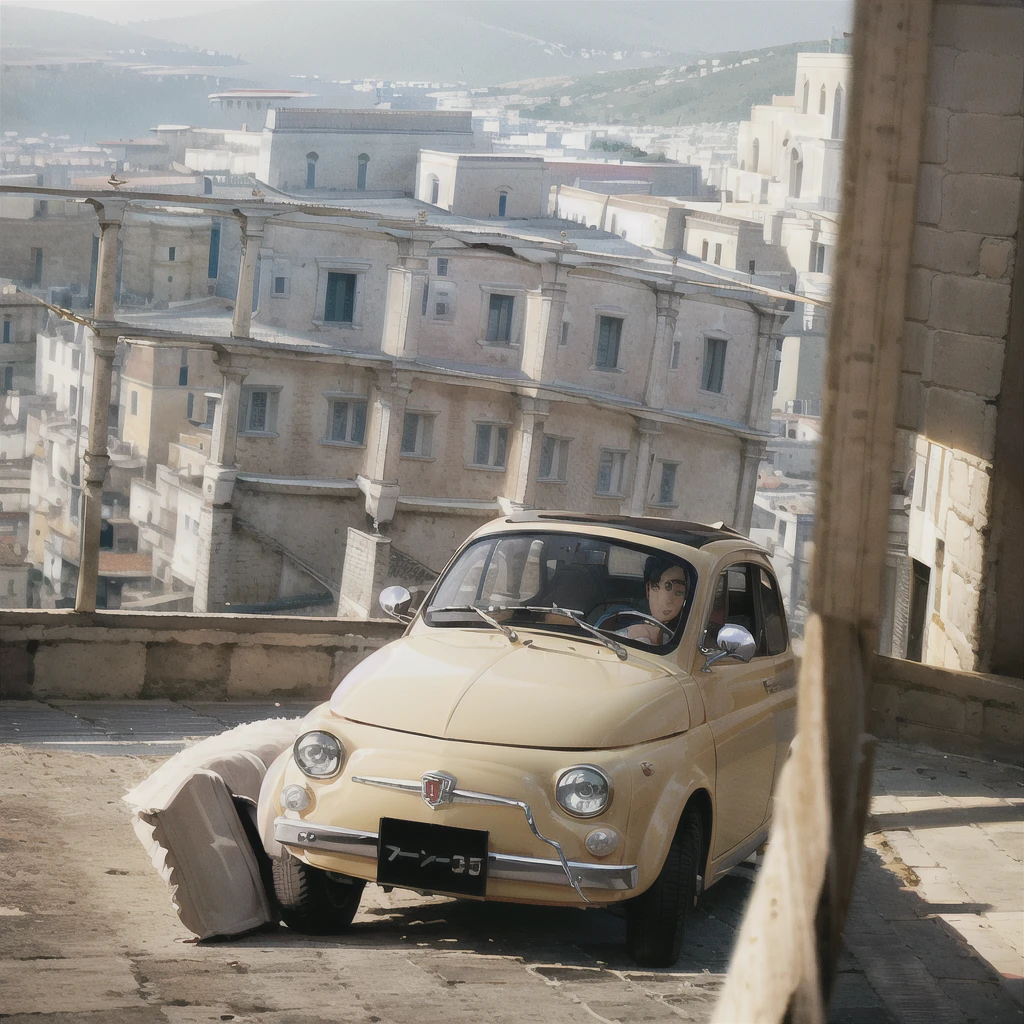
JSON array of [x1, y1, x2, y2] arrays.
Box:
[[702, 623, 757, 672], [379, 585, 413, 622]]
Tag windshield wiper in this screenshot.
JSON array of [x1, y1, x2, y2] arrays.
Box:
[[524, 605, 628, 661], [431, 605, 519, 644]]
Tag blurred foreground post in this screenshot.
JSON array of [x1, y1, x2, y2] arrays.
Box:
[[713, 1, 935, 1020]]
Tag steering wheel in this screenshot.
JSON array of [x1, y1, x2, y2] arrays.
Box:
[[594, 608, 673, 644]]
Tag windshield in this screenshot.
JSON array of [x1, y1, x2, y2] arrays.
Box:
[[424, 531, 696, 652]]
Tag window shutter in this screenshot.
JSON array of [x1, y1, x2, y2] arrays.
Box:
[[475, 425, 491, 465], [341, 275, 356, 322], [325, 275, 338, 321], [351, 401, 366, 443], [402, 413, 419, 453], [331, 401, 348, 440]]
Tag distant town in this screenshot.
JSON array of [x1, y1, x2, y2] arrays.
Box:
[[0, 35, 854, 644]]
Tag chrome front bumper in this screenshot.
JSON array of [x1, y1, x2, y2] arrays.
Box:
[[273, 817, 638, 892]]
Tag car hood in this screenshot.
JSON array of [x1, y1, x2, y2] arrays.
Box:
[[328, 629, 689, 749]]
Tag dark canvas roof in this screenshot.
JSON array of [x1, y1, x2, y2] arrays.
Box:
[[505, 511, 744, 549]]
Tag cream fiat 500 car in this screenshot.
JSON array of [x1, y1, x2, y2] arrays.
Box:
[[258, 512, 795, 965]]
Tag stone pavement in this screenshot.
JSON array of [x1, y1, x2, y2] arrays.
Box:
[[0, 699, 1021, 1024]]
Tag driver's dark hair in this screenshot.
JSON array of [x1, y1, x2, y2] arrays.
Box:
[[643, 554, 686, 589]]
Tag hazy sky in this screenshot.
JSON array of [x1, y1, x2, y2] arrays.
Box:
[[7, 0, 852, 28]]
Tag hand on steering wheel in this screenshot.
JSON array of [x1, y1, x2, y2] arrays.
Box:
[[594, 608, 673, 644]]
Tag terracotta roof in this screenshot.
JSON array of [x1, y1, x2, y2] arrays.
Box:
[[97, 552, 153, 576]]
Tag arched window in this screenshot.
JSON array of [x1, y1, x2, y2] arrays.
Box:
[[801, 78, 809, 114], [428, 175, 439, 204], [305, 151, 318, 189], [790, 149, 803, 198], [203, 176, 213, 195], [751, 137, 760, 173], [497, 191, 508, 217], [819, 84, 827, 115], [832, 84, 844, 140], [357, 153, 369, 190]]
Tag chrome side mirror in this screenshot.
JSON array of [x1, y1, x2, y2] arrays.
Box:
[[379, 585, 413, 622], [702, 623, 757, 672]]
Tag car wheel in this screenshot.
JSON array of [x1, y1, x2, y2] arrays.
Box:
[[626, 810, 703, 967], [271, 851, 365, 934]]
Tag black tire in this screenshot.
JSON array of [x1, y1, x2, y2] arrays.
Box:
[[626, 810, 703, 967], [271, 852, 365, 935]]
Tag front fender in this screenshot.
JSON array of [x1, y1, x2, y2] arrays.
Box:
[[622, 723, 716, 893]]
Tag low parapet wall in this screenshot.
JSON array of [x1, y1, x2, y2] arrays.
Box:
[[870, 654, 1024, 765], [0, 610, 404, 701]]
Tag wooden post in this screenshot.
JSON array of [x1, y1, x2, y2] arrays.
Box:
[[75, 199, 125, 613], [714, 2, 935, 1020]]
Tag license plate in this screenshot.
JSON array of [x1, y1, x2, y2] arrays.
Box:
[[377, 817, 488, 897]]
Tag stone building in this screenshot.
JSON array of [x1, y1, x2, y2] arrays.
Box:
[[256, 109, 485, 192], [1, 281, 47, 394], [881, 0, 1022, 677], [415, 152, 546, 218]]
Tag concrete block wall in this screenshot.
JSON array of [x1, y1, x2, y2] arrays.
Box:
[[894, 0, 1023, 673], [870, 653, 1023, 765], [0, 610, 404, 701]]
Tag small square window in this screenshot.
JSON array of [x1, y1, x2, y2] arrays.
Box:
[[401, 412, 435, 457], [594, 315, 622, 369], [538, 435, 569, 482], [326, 398, 367, 444], [701, 337, 727, 393], [436, 258, 449, 277], [485, 293, 515, 344], [473, 423, 508, 468], [239, 387, 280, 434], [596, 449, 626, 496]]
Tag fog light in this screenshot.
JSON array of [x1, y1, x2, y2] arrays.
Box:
[[281, 784, 311, 811], [585, 827, 620, 857]]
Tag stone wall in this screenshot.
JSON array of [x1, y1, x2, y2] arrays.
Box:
[[891, 0, 1023, 674], [0, 610, 404, 701], [870, 653, 1023, 766]]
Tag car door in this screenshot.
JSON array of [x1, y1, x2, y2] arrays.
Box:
[[754, 564, 797, 819], [694, 562, 778, 859]]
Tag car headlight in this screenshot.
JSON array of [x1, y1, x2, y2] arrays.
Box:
[[293, 731, 344, 779], [555, 764, 611, 818]]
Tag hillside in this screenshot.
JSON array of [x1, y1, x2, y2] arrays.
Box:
[[515, 40, 843, 127]]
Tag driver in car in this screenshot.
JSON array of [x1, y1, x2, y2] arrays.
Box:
[[619, 555, 689, 645]]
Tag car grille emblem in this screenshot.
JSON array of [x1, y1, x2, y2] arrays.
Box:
[[421, 770, 457, 809]]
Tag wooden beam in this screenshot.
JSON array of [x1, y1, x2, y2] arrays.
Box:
[[714, 1, 935, 1020]]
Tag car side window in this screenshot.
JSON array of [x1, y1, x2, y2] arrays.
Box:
[[758, 567, 789, 655], [704, 563, 769, 657]]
